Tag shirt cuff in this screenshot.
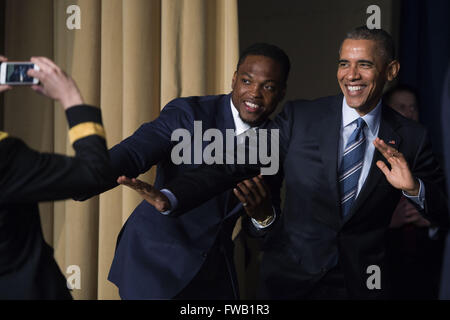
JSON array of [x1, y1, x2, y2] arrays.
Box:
[[402, 178, 425, 210], [251, 207, 277, 230], [428, 227, 440, 240], [160, 189, 178, 215]]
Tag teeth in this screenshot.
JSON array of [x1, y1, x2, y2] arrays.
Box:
[[348, 86, 363, 92], [246, 101, 260, 109]]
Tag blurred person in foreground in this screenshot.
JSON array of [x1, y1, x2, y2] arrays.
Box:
[[0, 56, 112, 299]]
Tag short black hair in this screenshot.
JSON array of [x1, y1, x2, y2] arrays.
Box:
[[341, 26, 396, 63], [237, 43, 290, 84], [383, 84, 419, 108]]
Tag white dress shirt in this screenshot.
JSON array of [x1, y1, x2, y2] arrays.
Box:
[[340, 97, 424, 206]]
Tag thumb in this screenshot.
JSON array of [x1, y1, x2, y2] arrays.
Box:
[[31, 85, 45, 96]]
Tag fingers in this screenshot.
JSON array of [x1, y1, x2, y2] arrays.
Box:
[[234, 176, 271, 212], [26, 57, 82, 108], [117, 175, 132, 185], [373, 138, 404, 164], [236, 180, 258, 207], [30, 84, 44, 95], [376, 160, 391, 177], [233, 187, 249, 206], [116, 175, 169, 212], [28, 57, 64, 83], [253, 175, 269, 198], [0, 85, 12, 93], [0, 55, 7, 62], [117, 176, 149, 193], [30, 56, 59, 74]]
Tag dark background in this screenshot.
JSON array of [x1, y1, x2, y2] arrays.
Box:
[[239, 0, 450, 155], [0, 0, 5, 131], [1, 0, 449, 151]]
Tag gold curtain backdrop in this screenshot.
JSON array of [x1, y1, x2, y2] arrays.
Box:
[[4, 0, 239, 299]]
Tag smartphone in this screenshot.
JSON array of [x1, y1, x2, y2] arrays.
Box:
[[0, 62, 39, 85]]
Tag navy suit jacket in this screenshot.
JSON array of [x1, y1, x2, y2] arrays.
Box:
[[166, 94, 448, 299], [102, 94, 281, 299]]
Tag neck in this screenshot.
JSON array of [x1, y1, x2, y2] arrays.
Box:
[[355, 99, 381, 117]]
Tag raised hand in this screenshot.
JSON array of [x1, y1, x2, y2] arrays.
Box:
[[233, 175, 274, 223], [27, 57, 83, 110], [117, 176, 171, 212], [0, 56, 12, 93], [373, 137, 420, 196]]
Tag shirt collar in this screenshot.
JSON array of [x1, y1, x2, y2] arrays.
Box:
[[342, 97, 382, 135], [230, 98, 251, 136]]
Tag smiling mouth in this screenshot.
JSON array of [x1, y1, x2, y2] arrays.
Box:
[[346, 85, 366, 95], [244, 101, 262, 113]]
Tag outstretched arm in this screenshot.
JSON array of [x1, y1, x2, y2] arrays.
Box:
[[0, 56, 113, 204]]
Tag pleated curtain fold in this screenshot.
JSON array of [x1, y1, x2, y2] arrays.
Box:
[[4, 0, 238, 299]]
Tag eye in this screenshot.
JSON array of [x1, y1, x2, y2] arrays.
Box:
[[264, 85, 275, 91], [241, 78, 250, 84], [360, 63, 372, 68], [339, 62, 349, 68]]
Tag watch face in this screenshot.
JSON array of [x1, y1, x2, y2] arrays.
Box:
[[257, 215, 274, 226]]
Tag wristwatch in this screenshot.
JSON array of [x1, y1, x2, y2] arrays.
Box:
[[255, 214, 275, 227]]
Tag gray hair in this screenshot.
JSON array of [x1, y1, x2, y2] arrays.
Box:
[[340, 26, 395, 63]]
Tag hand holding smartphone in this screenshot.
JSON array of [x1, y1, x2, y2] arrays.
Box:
[[0, 61, 39, 85], [28, 57, 84, 110], [0, 56, 84, 110]]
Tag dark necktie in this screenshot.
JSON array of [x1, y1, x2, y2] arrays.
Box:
[[339, 118, 366, 218]]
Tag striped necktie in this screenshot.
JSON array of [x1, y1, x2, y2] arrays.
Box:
[[339, 118, 366, 218]]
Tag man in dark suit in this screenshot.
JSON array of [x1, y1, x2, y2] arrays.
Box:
[[440, 62, 450, 300], [122, 27, 449, 299], [78, 43, 288, 299], [0, 56, 112, 299]]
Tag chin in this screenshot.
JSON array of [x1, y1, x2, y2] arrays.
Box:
[[345, 98, 365, 109], [241, 116, 261, 126]]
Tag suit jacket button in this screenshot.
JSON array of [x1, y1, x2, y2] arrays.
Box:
[[202, 252, 208, 258]]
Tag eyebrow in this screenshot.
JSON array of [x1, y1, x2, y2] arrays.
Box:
[[242, 72, 279, 83], [357, 60, 374, 65], [338, 59, 374, 65]]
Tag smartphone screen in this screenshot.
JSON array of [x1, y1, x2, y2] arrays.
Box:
[[5, 63, 36, 84]]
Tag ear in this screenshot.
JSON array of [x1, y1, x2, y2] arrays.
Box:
[[231, 71, 237, 90], [386, 60, 400, 81]]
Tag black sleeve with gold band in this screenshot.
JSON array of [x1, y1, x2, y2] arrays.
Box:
[[0, 105, 114, 204]]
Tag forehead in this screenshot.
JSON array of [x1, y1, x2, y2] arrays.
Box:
[[339, 39, 380, 61], [238, 55, 283, 78]]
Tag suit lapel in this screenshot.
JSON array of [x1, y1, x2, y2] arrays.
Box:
[[343, 104, 402, 224], [216, 94, 235, 135], [318, 95, 343, 229]]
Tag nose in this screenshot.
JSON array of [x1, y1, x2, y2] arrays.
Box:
[[346, 65, 360, 81], [249, 83, 263, 98]]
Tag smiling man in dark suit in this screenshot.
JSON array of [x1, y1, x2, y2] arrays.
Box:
[[120, 27, 448, 300], [78, 43, 289, 299]]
